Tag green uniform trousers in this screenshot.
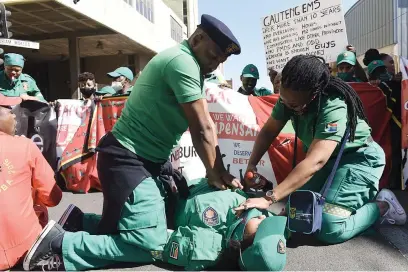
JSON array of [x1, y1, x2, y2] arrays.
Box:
[[300, 141, 385, 244], [61, 177, 168, 271]]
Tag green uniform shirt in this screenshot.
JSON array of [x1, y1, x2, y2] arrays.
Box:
[[112, 40, 204, 162], [272, 94, 372, 154], [0, 71, 46, 102], [163, 179, 248, 270]]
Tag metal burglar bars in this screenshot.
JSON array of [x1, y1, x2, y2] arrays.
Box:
[[0, 3, 12, 39]]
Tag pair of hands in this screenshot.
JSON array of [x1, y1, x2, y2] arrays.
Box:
[[206, 163, 259, 190], [207, 169, 243, 190]]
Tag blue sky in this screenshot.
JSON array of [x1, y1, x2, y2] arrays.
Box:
[[198, 0, 358, 90]]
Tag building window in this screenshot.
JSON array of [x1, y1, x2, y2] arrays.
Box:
[[135, 0, 154, 22], [171, 16, 183, 43]]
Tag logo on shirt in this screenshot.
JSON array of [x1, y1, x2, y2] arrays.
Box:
[[324, 123, 338, 133], [23, 82, 28, 91], [277, 239, 286, 254], [202, 206, 220, 226], [169, 242, 179, 260]]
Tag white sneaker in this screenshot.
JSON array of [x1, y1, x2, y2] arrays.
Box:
[[376, 189, 407, 225]]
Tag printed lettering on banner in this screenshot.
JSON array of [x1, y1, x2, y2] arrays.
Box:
[[261, 0, 348, 71], [171, 82, 277, 186], [56, 99, 92, 159]]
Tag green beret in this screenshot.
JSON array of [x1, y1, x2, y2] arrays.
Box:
[[4, 53, 25, 68]]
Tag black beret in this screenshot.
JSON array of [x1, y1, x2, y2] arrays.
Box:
[[199, 14, 241, 56]]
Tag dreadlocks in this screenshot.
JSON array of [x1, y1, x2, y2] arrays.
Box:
[[281, 55, 368, 141]]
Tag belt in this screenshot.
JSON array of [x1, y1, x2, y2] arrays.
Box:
[[323, 203, 352, 217]]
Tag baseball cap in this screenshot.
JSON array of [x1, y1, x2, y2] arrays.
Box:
[[367, 60, 386, 75], [241, 64, 259, 79], [240, 216, 287, 271], [0, 93, 22, 107], [96, 86, 116, 96], [337, 51, 356, 66], [107, 67, 134, 81]]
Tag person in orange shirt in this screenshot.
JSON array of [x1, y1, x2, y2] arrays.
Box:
[[0, 94, 62, 271]]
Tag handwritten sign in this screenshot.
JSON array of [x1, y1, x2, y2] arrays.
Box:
[[261, 0, 348, 71]]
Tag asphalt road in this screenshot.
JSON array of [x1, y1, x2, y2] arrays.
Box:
[[39, 190, 408, 271]]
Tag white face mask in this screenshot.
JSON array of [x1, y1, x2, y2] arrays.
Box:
[[111, 81, 123, 92]]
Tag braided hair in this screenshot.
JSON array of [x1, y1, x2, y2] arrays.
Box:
[[281, 55, 368, 141]]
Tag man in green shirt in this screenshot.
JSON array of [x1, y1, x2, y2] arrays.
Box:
[[336, 46, 368, 83], [107, 67, 134, 95], [0, 53, 46, 102], [237, 64, 272, 96], [23, 14, 242, 271]]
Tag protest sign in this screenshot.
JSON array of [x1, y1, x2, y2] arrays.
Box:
[[261, 0, 348, 71]]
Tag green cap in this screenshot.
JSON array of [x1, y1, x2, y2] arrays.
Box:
[[4, 53, 25, 68], [240, 216, 287, 271], [226, 208, 265, 243], [367, 60, 386, 75], [241, 64, 259, 79], [336, 51, 356, 66], [96, 86, 116, 95], [107, 67, 134, 81]]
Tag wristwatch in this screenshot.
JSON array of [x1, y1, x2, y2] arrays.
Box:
[[265, 190, 278, 204]]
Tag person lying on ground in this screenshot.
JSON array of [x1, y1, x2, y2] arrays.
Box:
[[22, 14, 242, 272], [38, 178, 287, 271], [235, 55, 406, 245], [0, 93, 62, 271]]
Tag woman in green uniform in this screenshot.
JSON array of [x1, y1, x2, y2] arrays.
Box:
[[235, 55, 406, 244], [0, 53, 46, 102]]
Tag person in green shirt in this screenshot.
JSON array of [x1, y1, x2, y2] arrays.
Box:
[[336, 46, 368, 83], [107, 67, 134, 95], [161, 178, 288, 271], [237, 64, 272, 96], [235, 55, 406, 245], [23, 14, 242, 271], [0, 53, 46, 102]]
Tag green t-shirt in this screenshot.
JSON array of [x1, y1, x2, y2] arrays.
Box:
[[175, 178, 247, 236], [0, 71, 46, 102], [112, 40, 204, 162], [271, 94, 372, 154]]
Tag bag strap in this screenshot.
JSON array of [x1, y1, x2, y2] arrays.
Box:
[[292, 116, 299, 169], [320, 127, 350, 198]]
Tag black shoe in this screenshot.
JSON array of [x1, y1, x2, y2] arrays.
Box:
[[23, 220, 65, 271], [58, 204, 84, 232]]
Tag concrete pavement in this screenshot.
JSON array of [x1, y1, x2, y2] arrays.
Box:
[[38, 190, 408, 271]]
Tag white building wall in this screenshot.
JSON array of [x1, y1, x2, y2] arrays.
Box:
[[55, 0, 187, 53]]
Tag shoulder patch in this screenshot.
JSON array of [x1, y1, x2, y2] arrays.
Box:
[[22, 82, 29, 91], [202, 206, 220, 226], [277, 239, 286, 254], [324, 123, 338, 133], [169, 242, 179, 260]]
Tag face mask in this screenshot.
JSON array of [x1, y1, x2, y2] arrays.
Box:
[[379, 72, 392, 82], [80, 88, 96, 97], [337, 72, 354, 82], [111, 81, 123, 92]]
